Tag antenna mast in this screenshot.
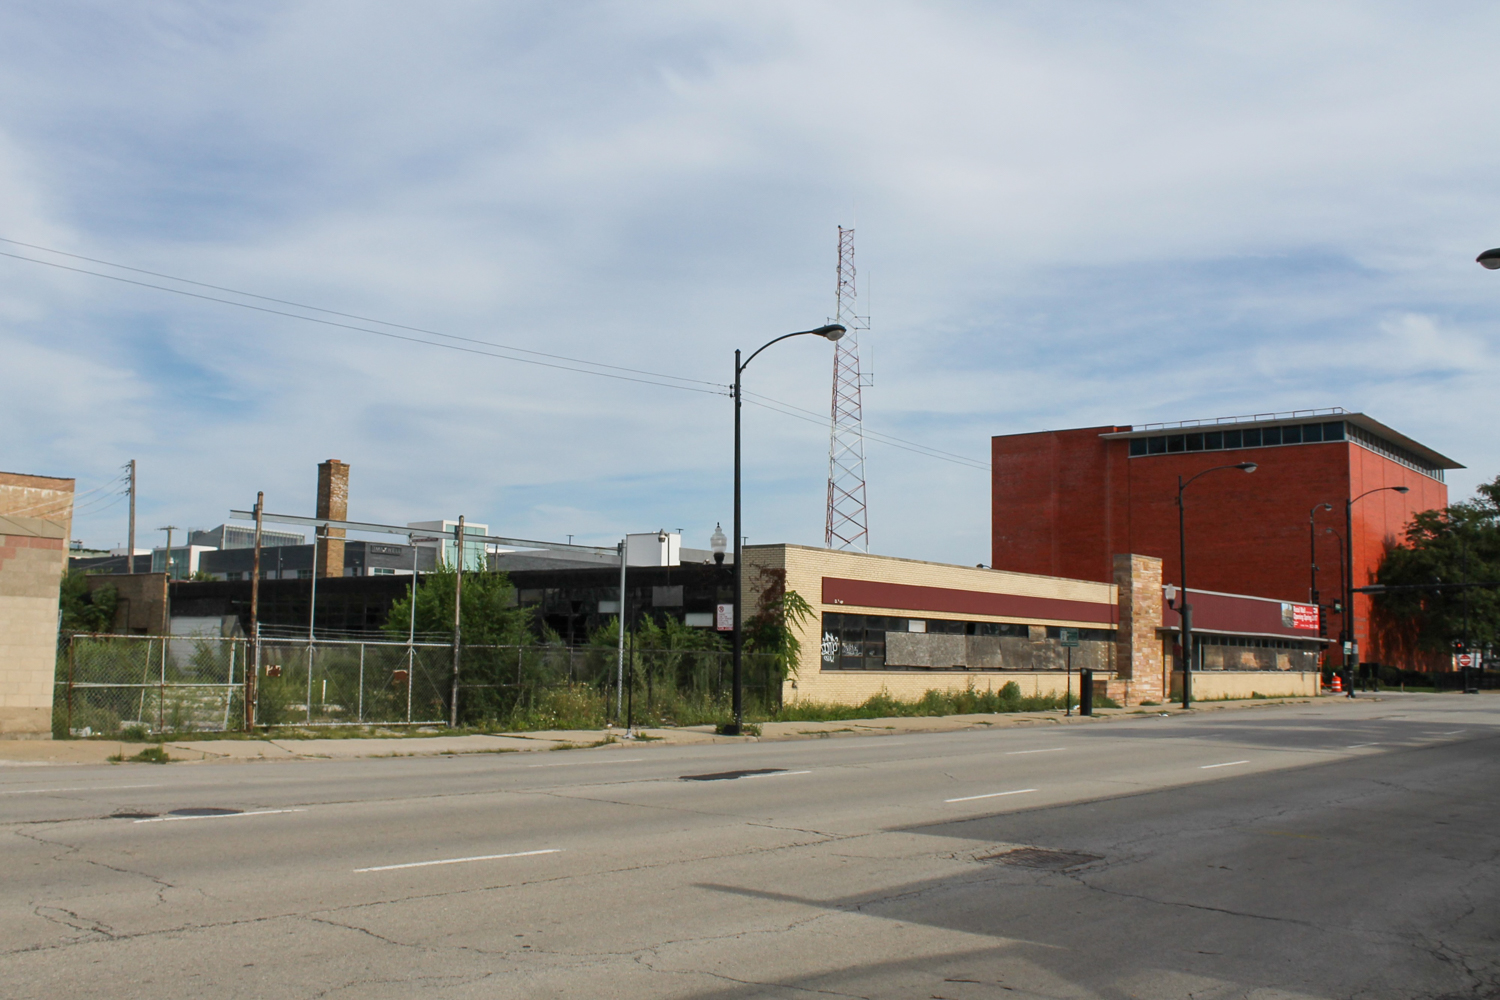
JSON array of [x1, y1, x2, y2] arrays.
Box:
[[825, 226, 871, 551]]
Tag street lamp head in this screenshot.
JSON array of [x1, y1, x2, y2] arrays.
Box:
[[813, 324, 846, 341], [1478, 248, 1500, 270], [1393, 486, 1410, 494], [1236, 462, 1258, 473], [1319, 502, 1333, 511]]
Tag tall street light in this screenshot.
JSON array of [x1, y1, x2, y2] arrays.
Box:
[[729, 323, 846, 736], [1177, 462, 1257, 709], [1344, 485, 1410, 671], [1309, 502, 1333, 605]]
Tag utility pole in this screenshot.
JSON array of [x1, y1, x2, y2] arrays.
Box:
[[126, 460, 137, 573], [450, 516, 464, 728], [246, 493, 263, 730], [158, 526, 176, 648]]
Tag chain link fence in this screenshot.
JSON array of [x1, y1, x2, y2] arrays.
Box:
[[56, 633, 784, 736]]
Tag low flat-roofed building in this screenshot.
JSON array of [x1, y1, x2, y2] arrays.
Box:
[[1, 471, 75, 738]]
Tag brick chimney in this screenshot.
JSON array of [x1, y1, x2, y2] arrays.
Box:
[[315, 460, 349, 578]]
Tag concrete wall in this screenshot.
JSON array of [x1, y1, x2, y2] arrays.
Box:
[[0, 472, 75, 738], [1169, 670, 1321, 701]]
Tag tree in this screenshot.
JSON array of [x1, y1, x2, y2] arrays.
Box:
[[58, 572, 118, 635], [383, 567, 533, 645], [743, 566, 815, 682], [1375, 475, 1500, 655]]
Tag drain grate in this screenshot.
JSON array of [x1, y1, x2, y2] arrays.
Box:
[[979, 847, 1102, 870], [680, 768, 785, 782]]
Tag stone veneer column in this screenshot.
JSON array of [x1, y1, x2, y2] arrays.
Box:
[[1113, 553, 1164, 706], [315, 460, 349, 579]]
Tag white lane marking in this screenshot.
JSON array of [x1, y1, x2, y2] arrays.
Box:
[[135, 808, 307, 824], [1200, 760, 1250, 769], [1, 783, 162, 795], [1426, 731, 1466, 736], [1006, 748, 1066, 755], [1346, 743, 1380, 749], [743, 770, 811, 779], [526, 757, 645, 768], [945, 788, 1038, 803], [355, 848, 561, 872]]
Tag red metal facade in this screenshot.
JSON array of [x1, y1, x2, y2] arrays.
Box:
[[991, 426, 1449, 667]]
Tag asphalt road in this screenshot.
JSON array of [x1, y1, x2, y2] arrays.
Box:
[[4, 693, 1498, 999]]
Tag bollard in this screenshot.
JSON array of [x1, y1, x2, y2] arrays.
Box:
[[1079, 668, 1094, 716]]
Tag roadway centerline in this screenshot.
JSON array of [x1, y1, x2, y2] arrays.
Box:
[[945, 788, 1037, 803], [134, 808, 308, 824], [1006, 748, 1066, 755], [1200, 760, 1250, 769], [354, 848, 562, 873]]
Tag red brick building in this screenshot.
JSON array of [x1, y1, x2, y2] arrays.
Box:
[[990, 409, 1461, 669]]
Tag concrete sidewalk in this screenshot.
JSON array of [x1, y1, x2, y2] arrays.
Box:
[[0, 695, 1321, 766]]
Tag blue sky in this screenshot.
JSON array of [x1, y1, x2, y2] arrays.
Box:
[[3, 2, 1498, 564]]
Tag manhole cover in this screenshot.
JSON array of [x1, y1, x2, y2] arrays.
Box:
[[979, 847, 1101, 870], [167, 807, 243, 817], [680, 768, 785, 782]]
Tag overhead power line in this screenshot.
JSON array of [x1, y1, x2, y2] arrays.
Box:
[[0, 237, 992, 473]]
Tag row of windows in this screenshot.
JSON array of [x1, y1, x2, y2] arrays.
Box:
[[1128, 421, 1346, 458], [1345, 423, 1445, 482], [821, 613, 1114, 671], [1128, 419, 1445, 481], [1194, 634, 1321, 652]]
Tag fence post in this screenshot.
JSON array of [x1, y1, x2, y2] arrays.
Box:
[[159, 630, 168, 732], [358, 642, 365, 724], [406, 645, 413, 724], [306, 645, 314, 723], [222, 641, 235, 732], [66, 635, 76, 736]]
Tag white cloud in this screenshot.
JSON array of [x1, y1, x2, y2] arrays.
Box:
[[1, 1, 1498, 556]]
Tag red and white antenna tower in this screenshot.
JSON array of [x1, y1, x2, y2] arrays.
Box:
[[825, 226, 871, 551]]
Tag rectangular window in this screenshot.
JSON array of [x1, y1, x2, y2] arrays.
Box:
[[1282, 424, 1301, 444], [1302, 423, 1322, 443], [1223, 429, 1242, 449], [1130, 438, 1147, 456], [1242, 428, 1261, 447], [907, 619, 926, 633], [1323, 421, 1345, 440], [1263, 426, 1282, 445], [1167, 435, 1186, 453], [1148, 436, 1167, 455], [1205, 431, 1223, 450], [1185, 433, 1204, 451]]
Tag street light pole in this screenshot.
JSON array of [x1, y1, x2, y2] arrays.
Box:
[[1176, 463, 1257, 709], [1344, 486, 1410, 675], [730, 323, 845, 735], [1310, 502, 1333, 605]]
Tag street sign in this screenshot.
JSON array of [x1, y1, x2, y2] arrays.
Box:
[[1059, 627, 1080, 647], [1457, 653, 1474, 668], [715, 603, 734, 631]]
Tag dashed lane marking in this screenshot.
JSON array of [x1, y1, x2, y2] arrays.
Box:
[[134, 808, 307, 824], [354, 848, 561, 873], [1, 783, 162, 795], [526, 758, 645, 768], [1006, 748, 1066, 755], [945, 788, 1038, 804], [1200, 760, 1250, 769]]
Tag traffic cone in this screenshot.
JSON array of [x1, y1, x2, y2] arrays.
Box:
[[1331, 674, 1343, 693]]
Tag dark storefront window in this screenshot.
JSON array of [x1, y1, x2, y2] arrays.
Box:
[[821, 614, 1108, 670]]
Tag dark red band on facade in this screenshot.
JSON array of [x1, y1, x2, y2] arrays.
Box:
[[1162, 590, 1319, 639], [821, 577, 1117, 626]]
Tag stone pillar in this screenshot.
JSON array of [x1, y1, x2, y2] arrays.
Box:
[[315, 460, 349, 579], [1113, 553, 1164, 706]]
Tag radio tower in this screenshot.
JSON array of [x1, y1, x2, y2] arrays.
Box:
[[825, 226, 871, 551]]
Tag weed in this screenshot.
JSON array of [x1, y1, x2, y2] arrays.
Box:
[[1139, 700, 1160, 707]]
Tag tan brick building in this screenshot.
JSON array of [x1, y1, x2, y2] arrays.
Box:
[[743, 544, 1320, 707], [1, 472, 74, 738]]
